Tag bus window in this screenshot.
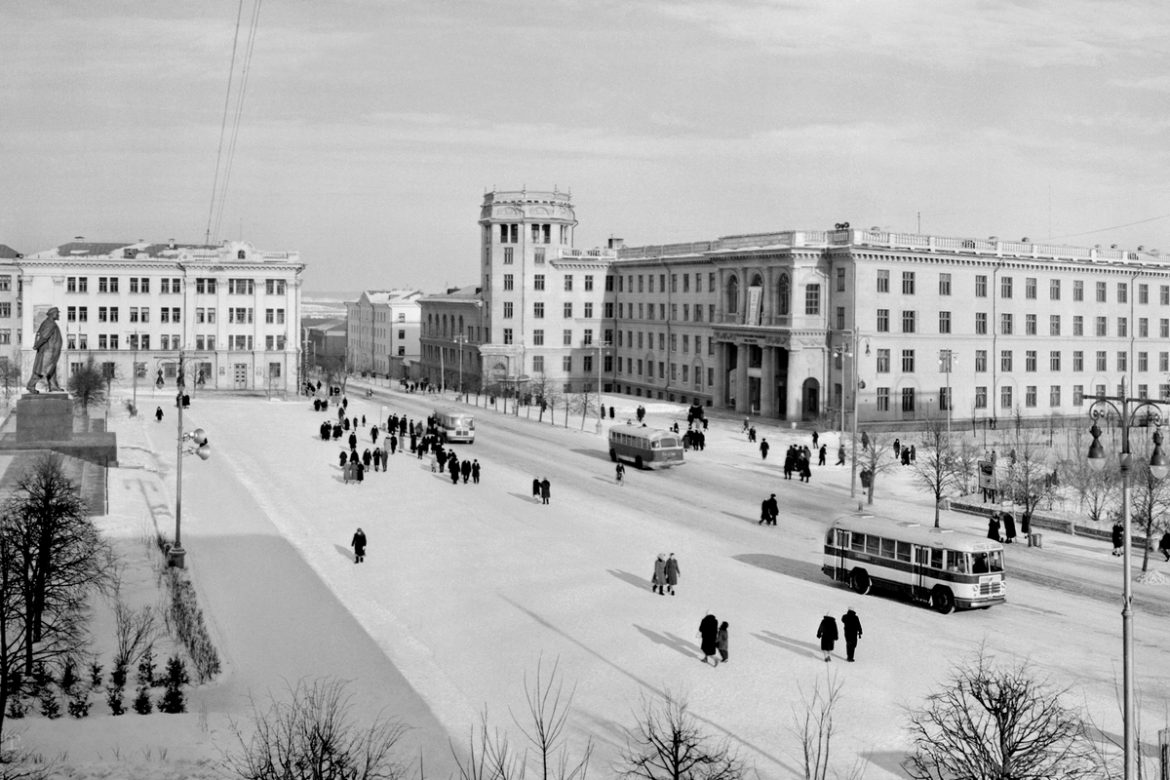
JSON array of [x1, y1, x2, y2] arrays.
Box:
[[835, 529, 850, 547], [987, 550, 1003, 572], [896, 541, 912, 562], [930, 549, 943, 570], [914, 547, 931, 566], [973, 553, 990, 573], [865, 535, 881, 555], [880, 538, 896, 558], [850, 532, 864, 552], [946, 550, 968, 573]]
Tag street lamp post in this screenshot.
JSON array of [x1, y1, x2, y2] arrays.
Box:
[[849, 331, 864, 499], [1086, 379, 1169, 780], [454, 334, 466, 400]]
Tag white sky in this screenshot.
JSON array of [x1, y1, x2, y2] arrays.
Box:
[[2, 1, 1168, 292]]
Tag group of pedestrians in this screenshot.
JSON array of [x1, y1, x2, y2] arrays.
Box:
[[650, 553, 680, 595], [783, 444, 813, 482], [697, 613, 729, 666], [816, 608, 864, 662], [531, 477, 551, 504]]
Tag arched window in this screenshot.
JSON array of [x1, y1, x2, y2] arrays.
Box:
[[778, 274, 790, 316], [237, 249, 246, 260], [727, 276, 739, 314]]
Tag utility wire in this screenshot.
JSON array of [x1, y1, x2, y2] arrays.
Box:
[[204, 0, 246, 246], [212, 0, 263, 243], [1044, 212, 1170, 243]]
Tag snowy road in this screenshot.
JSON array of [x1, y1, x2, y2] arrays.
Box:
[[165, 389, 1170, 778]]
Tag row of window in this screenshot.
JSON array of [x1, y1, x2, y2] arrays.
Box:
[[501, 273, 601, 292], [496, 223, 571, 246], [873, 384, 1169, 413], [64, 277, 288, 295], [872, 309, 1170, 339], [872, 269, 1169, 305], [619, 272, 717, 295], [617, 358, 713, 390], [503, 301, 599, 319], [61, 306, 286, 324], [871, 347, 1170, 374], [616, 330, 715, 356], [62, 334, 290, 351]]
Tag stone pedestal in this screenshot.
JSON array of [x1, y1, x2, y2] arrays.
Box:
[[16, 393, 73, 442]]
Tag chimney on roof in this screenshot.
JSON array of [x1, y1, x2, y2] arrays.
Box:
[[608, 236, 624, 250]]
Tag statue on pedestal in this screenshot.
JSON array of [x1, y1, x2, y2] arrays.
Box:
[[26, 306, 63, 394]]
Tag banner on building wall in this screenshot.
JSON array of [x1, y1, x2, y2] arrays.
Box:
[[747, 286, 763, 326]]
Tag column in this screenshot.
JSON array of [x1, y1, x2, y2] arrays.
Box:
[[785, 348, 802, 421], [712, 342, 727, 409], [735, 344, 750, 414], [761, 346, 776, 419]]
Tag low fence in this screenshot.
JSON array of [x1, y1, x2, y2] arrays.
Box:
[[950, 498, 1151, 549]]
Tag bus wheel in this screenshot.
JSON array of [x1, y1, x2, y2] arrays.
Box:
[[635, 456, 644, 470], [930, 587, 955, 614], [849, 569, 870, 595], [609, 448, 617, 462]]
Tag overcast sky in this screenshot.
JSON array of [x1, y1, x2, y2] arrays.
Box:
[[2, 1, 1167, 293]]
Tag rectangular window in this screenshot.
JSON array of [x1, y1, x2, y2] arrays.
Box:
[[1000, 313, 1012, 335], [1096, 351, 1107, 371], [563, 356, 572, 372], [503, 274, 514, 291], [1096, 316, 1107, 337], [975, 350, 987, 372], [1074, 316, 1084, 336], [503, 328, 513, 345], [564, 275, 573, 292], [534, 248, 546, 264], [836, 268, 846, 292], [1025, 277, 1036, 299], [975, 275, 987, 297], [975, 386, 987, 409], [1163, 286, 1170, 306], [1025, 350, 1037, 371], [805, 284, 820, 315], [1075, 351, 1086, 372], [563, 329, 572, 346], [901, 349, 915, 373], [939, 273, 951, 295], [1050, 315, 1061, 336], [99, 277, 110, 293], [876, 270, 889, 293], [901, 388, 915, 413], [1140, 318, 1149, 338], [1118, 282, 1128, 303], [902, 272, 915, 295], [876, 349, 890, 373], [1117, 317, 1128, 338], [1050, 386, 1061, 407], [1026, 386, 1037, 408], [585, 275, 594, 291], [877, 309, 889, 332], [533, 302, 544, 318], [1050, 351, 1061, 371], [160, 278, 170, 294], [975, 312, 987, 335], [1001, 276, 1013, 298], [1001, 386, 1013, 409], [901, 311, 916, 333], [1139, 352, 1149, 372], [1117, 352, 1127, 372], [564, 302, 573, 318], [1001, 350, 1013, 372], [503, 302, 513, 319], [1026, 314, 1036, 335], [1139, 283, 1149, 304], [1097, 281, 1107, 303], [1162, 353, 1169, 372], [1050, 279, 1061, 300], [503, 247, 514, 264], [532, 329, 544, 346], [876, 388, 890, 412], [1073, 386, 1084, 406], [584, 302, 593, 318], [1074, 280, 1084, 301], [534, 274, 545, 291]]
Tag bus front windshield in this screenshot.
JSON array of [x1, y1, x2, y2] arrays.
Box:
[[972, 551, 1003, 573]]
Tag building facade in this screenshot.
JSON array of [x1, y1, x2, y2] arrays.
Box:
[[418, 285, 484, 392], [19, 239, 303, 394], [344, 290, 422, 378], [419, 189, 618, 399], [612, 228, 1169, 426], [0, 246, 23, 394]]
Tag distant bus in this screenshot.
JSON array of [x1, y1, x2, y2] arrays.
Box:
[[435, 410, 475, 444], [822, 512, 1006, 614], [608, 426, 684, 470]]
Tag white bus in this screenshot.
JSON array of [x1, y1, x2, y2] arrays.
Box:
[[435, 410, 475, 444], [608, 426, 684, 469], [822, 512, 1006, 614]]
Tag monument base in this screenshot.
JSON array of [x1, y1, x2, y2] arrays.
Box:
[[16, 393, 73, 442]]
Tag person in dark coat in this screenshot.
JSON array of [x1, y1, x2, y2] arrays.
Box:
[[461, 459, 471, 484], [987, 513, 1002, 543], [841, 609, 863, 662], [355, 462, 364, 484], [1159, 531, 1170, 562], [652, 554, 666, 595], [471, 459, 480, 484], [818, 445, 827, 466], [155, 406, 163, 422], [812, 430, 819, 448], [449, 458, 460, 485], [362, 448, 372, 469], [664, 553, 680, 595], [799, 454, 812, 483], [861, 430, 869, 449], [698, 613, 719, 665], [1111, 520, 1125, 556], [390, 433, 398, 455], [816, 614, 838, 662], [532, 477, 542, 502], [716, 621, 729, 664], [893, 438, 901, 457], [760, 493, 779, 525], [348, 432, 358, 450], [372, 448, 382, 472], [836, 443, 846, 465], [338, 451, 347, 469], [350, 527, 366, 563], [370, 425, 379, 443], [759, 438, 770, 459], [540, 478, 551, 505], [1001, 512, 1017, 544]]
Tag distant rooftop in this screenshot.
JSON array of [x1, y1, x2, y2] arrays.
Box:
[[0, 244, 22, 259], [27, 239, 300, 263]]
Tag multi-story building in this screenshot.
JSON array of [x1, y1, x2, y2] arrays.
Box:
[[420, 189, 617, 398], [344, 290, 423, 378], [0, 245, 23, 393], [418, 285, 484, 392], [613, 228, 1168, 426], [19, 239, 303, 394]]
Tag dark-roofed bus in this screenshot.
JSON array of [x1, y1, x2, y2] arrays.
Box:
[[608, 426, 684, 470], [822, 512, 1006, 614]]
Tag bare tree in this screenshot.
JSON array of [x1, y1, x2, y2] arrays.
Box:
[[1126, 448, 1170, 574], [0, 454, 112, 744], [904, 649, 1102, 780], [618, 691, 745, 780], [1065, 451, 1116, 525], [853, 431, 899, 507], [788, 672, 863, 780], [948, 437, 982, 496], [909, 417, 957, 528], [111, 601, 156, 673], [227, 677, 409, 780], [452, 707, 522, 780], [66, 355, 107, 413], [510, 656, 592, 780], [1001, 425, 1054, 537]]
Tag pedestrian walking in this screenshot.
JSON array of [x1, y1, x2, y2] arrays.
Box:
[[616, 461, 626, 485], [760, 438, 770, 459], [338, 451, 347, 469], [372, 448, 382, 472], [355, 462, 364, 484], [471, 459, 481, 484], [698, 613, 719, 666], [841, 608, 863, 662], [1002, 512, 1017, 543], [540, 477, 551, 505], [362, 448, 372, 469], [818, 444, 826, 466], [652, 554, 666, 595], [371, 425, 379, 443], [350, 527, 367, 563], [861, 430, 869, 449], [812, 430, 819, 448], [532, 477, 542, 502], [1159, 531, 1170, 561], [1111, 519, 1125, 556], [893, 438, 901, 458], [664, 553, 680, 595], [816, 614, 838, 662], [987, 513, 1003, 543], [461, 459, 471, 484], [762, 493, 779, 525], [836, 443, 846, 465], [716, 621, 729, 664], [155, 406, 163, 422]]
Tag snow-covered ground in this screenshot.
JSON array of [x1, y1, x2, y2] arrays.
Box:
[[14, 385, 1170, 778]]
